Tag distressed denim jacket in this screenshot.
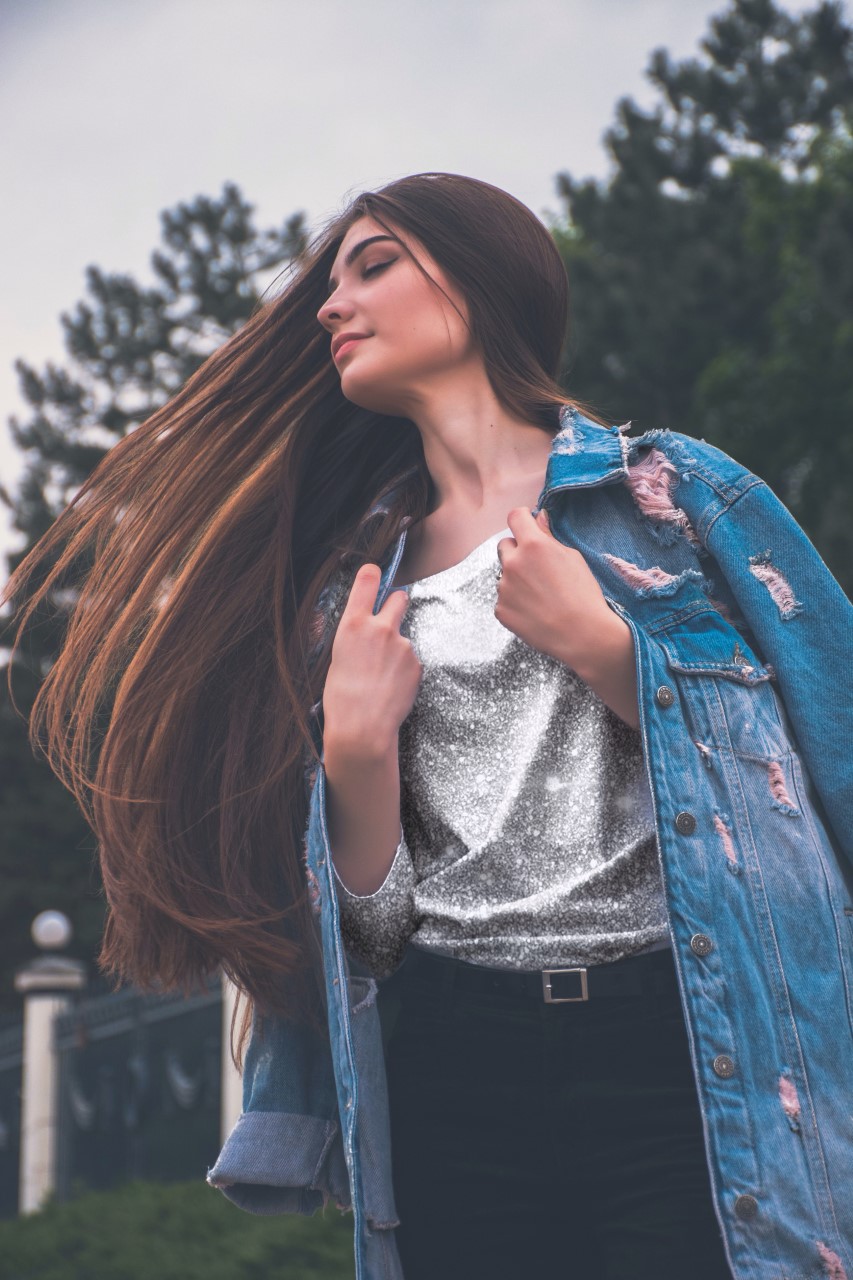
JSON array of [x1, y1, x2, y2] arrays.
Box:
[[208, 408, 853, 1280]]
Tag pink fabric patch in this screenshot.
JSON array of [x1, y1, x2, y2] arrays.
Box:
[[748, 551, 803, 620], [624, 447, 701, 545], [604, 555, 683, 591], [778, 1074, 801, 1124], [816, 1241, 848, 1280], [768, 761, 797, 811], [713, 813, 738, 864]]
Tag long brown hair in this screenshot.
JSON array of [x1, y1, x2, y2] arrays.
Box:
[[2, 172, 609, 1067]]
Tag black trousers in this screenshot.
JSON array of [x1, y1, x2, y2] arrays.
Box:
[[376, 943, 733, 1280]]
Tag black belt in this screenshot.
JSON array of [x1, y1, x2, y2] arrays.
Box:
[[398, 942, 679, 1003]]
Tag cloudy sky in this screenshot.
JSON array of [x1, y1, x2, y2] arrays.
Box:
[[0, 0, 828, 562]]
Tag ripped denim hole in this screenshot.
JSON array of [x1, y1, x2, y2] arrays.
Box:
[[713, 812, 738, 865], [816, 1241, 848, 1280], [552, 404, 583, 455], [768, 761, 800, 816], [603, 555, 707, 600], [778, 1072, 802, 1132], [623, 447, 702, 548], [748, 550, 804, 621]]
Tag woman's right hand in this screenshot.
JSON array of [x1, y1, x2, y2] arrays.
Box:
[[322, 564, 423, 758]]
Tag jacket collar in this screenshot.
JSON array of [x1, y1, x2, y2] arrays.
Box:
[[537, 405, 631, 506], [376, 406, 631, 593]]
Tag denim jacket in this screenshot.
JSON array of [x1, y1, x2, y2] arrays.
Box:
[[208, 408, 853, 1280]]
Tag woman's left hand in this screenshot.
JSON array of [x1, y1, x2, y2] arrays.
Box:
[[495, 507, 640, 728]]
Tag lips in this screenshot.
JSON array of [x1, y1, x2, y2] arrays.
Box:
[[334, 337, 366, 361], [332, 332, 370, 359]]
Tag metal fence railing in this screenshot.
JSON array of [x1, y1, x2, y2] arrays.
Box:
[[53, 975, 222, 1201]]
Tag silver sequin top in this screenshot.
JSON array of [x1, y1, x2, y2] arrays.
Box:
[[333, 527, 671, 978]]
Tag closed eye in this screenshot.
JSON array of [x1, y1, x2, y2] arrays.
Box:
[[325, 258, 396, 299], [363, 259, 395, 279]]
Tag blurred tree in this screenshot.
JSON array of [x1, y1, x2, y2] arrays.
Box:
[[0, 184, 307, 1013], [551, 0, 853, 590]]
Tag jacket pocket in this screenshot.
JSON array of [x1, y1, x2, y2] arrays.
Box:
[[653, 606, 795, 759], [654, 606, 774, 685]]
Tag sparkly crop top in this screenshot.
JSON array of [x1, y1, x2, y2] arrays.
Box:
[[333, 526, 671, 979]]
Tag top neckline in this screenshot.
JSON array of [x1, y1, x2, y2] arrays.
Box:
[[401, 526, 512, 592]]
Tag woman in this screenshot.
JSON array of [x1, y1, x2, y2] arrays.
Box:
[[4, 174, 852, 1280]]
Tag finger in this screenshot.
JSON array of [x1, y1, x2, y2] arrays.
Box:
[[377, 585, 412, 625], [496, 534, 516, 566], [505, 505, 538, 542], [536, 506, 552, 534], [342, 562, 383, 617]]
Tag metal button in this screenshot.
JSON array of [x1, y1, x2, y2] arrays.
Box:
[[655, 685, 675, 707], [713, 1054, 735, 1078], [690, 933, 714, 956], [675, 811, 697, 835], [734, 1194, 758, 1220]]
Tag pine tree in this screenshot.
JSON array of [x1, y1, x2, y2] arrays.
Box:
[[551, 0, 853, 590]]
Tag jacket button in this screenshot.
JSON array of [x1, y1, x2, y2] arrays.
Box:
[[655, 685, 675, 707], [734, 1193, 758, 1220], [713, 1054, 735, 1078], [675, 811, 697, 835], [690, 933, 714, 956]]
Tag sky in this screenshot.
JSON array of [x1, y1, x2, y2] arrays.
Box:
[[0, 0, 830, 565]]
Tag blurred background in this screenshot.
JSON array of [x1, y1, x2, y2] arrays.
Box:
[[1, 0, 850, 1274]]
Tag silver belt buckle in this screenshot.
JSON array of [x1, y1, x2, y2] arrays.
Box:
[[542, 967, 589, 1002]]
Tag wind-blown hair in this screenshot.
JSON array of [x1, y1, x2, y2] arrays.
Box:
[[1, 172, 608, 1066]]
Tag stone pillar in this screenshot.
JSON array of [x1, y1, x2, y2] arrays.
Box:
[[14, 955, 86, 1214], [220, 971, 243, 1141]]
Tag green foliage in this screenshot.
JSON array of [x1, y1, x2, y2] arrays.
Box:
[[550, 0, 853, 593], [0, 1179, 355, 1280], [5, 182, 307, 545], [692, 136, 853, 578]]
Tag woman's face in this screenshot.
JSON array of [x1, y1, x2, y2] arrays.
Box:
[[316, 214, 476, 416]]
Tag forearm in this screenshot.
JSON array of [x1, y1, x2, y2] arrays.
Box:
[[323, 734, 408, 895], [323, 733, 416, 975], [569, 610, 640, 730]]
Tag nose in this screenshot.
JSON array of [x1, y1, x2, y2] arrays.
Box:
[[317, 289, 355, 330]]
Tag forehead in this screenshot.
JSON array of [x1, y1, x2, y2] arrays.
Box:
[[337, 214, 388, 250], [331, 214, 416, 268]]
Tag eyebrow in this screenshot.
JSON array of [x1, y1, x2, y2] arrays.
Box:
[[327, 235, 398, 292]]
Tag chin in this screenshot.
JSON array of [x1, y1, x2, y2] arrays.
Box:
[[338, 371, 407, 418]]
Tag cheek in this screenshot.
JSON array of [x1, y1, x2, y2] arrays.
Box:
[[355, 321, 460, 378], [404, 313, 470, 369], [386, 276, 469, 361]]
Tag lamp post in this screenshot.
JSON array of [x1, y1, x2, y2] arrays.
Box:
[[14, 911, 86, 1214]]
